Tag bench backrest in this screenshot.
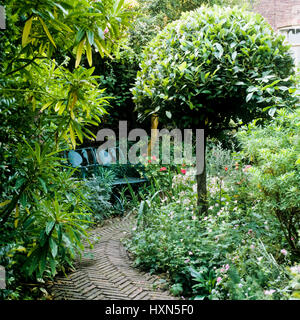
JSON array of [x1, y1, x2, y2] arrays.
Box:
[[94, 146, 126, 166]]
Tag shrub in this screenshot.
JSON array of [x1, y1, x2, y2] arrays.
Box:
[[132, 5, 297, 212], [132, 5, 296, 129], [237, 108, 300, 256], [126, 137, 297, 299], [83, 168, 116, 222]]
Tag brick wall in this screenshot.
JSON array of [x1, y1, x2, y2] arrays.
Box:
[[254, 0, 300, 30]]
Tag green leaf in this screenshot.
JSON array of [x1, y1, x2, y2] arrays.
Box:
[[38, 177, 47, 193], [215, 43, 224, 58], [49, 258, 57, 276], [200, 72, 205, 83], [97, 27, 105, 40], [41, 101, 53, 112], [268, 107, 276, 117], [166, 111, 172, 119], [114, 0, 125, 14], [39, 17, 56, 48], [246, 92, 254, 103], [178, 61, 187, 73], [49, 238, 58, 258], [15, 177, 26, 189], [53, 2, 69, 15], [75, 39, 85, 68], [22, 17, 33, 47], [86, 30, 94, 46], [69, 124, 76, 148], [75, 29, 85, 45], [45, 221, 55, 235], [95, 38, 113, 58], [54, 100, 63, 112], [86, 40, 93, 67]]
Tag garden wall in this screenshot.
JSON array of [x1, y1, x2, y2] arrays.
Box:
[[254, 0, 300, 29]]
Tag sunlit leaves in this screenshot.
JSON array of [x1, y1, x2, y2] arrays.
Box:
[[0, 0, 128, 287], [132, 5, 296, 129], [15, 0, 132, 67], [34, 61, 110, 148], [38, 17, 57, 48], [22, 17, 33, 47], [75, 39, 85, 68]]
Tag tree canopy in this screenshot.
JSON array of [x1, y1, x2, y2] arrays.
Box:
[[132, 5, 298, 213], [132, 5, 297, 134]]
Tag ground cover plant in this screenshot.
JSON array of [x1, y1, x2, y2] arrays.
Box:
[[125, 108, 300, 299]]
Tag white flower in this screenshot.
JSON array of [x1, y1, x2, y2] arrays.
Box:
[[280, 249, 288, 256], [264, 289, 275, 296], [290, 266, 300, 274], [183, 198, 190, 205]]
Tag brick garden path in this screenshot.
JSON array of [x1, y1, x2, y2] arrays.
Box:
[[47, 215, 176, 300]]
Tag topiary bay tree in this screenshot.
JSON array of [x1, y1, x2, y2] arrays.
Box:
[[132, 5, 298, 214]]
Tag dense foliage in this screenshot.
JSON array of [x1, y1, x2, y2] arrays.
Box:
[[1, 0, 299, 302], [95, 0, 254, 131], [132, 5, 296, 129], [0, 0, 132, 299], [131, 5, 298, 212], [237, 108, 300, 255], [126, 107, 300, 299]]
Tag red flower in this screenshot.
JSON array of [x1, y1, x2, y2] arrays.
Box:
[[160, 167, 167, 171], [225, 166, 228, 171], [181, 169, 186, 174], [148, 160, 152, 163]]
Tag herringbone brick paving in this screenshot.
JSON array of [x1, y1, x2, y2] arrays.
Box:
[[47, 215, 176, 300]]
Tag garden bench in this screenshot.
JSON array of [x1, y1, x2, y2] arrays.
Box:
[[64, 146, 148, 212], [65, 146, 148, 183]]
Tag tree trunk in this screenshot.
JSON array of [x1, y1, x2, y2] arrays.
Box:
[[148, 114, 159, 155], [196, 132, 207, 215]]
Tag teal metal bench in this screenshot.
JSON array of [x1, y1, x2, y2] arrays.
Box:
[[64, 146, 148, 212]]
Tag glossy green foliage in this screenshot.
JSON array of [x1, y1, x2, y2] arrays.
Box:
[[132, 5, 297, 131], [0, 0, 132, 298], [5, 0, 132, 67]]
